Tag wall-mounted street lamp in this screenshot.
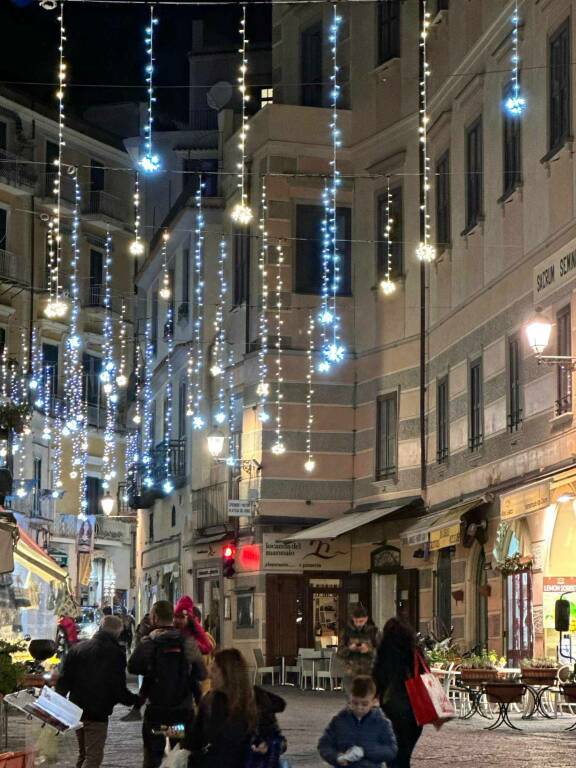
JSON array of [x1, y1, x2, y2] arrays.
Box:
[[207, 430, 226, 458], [100, 492, 115, 516], [526, 309, 575, 366]]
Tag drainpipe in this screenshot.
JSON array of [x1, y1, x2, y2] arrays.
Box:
[[418, 0, 427, 493]]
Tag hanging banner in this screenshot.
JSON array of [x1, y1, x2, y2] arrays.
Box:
[[77, 517, 94, 554], [262, 534, 351, 573], [78, 553, 92, 587]]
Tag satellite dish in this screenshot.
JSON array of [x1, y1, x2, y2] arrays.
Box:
[[207, 81, 234, 111]]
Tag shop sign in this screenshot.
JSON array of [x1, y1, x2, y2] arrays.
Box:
[[429, 523, 461, 551], [500, 482, 550, 521], [262, 534, 350, 573], [543, 577, 576, 631], [371, 545, 401, 574], [196, 567, 219, 579], [533, 236, 576, 302]]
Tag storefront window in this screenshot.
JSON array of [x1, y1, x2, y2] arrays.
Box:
[[311, 579, 340, 646], [544, 500, 576, 659], [237, 591, 254, 628]]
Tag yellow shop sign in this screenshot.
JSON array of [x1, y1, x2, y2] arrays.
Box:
[[500, 482, 550, 521]]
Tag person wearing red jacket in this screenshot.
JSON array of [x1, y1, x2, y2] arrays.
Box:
[[173, 596, 215, 656], [56, 615, 79, 659]]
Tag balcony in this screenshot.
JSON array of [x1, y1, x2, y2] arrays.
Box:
[[126, 438, 187, 509], [5, 493, 54, 523], [81, 284, 123, 315], [42, 171, 76, 206], [191, 480, 238, 531], [82, 191, 129, 228], [0, 249, 24, 284], [0, 149, 37, 194], [53, 514, 77, 539], [95, 516, 131, 544]]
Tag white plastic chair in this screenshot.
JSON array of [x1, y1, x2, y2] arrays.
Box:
[[298, 648, 318, 689], [253, 648, 280, 685]]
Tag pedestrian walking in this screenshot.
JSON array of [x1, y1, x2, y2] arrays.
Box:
[[135, 612, 153, 646], [185, 648, 286, 768], [372, 618, 423, 768], [56, 613, 79, 658], [56, 614, 139, 768], [337, 604, 379, 694], [128, 600, 207, 768], [173, 595, 215, 656], [318, 675, 397, 768]]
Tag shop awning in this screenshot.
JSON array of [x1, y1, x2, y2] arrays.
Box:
[[15, 527, 68, 583], [284, 501, 413, 542], [401, 497, 487, 550]]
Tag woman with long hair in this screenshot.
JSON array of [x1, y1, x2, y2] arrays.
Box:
[[372, 618, 422, 768], [187, 648, 286, 768]]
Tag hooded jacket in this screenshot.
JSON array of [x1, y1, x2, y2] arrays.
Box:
[[318, 707, 397, 768], [174, 596, 215, 656], [56, 629, 138, 722], [337, 622, 379, 676]]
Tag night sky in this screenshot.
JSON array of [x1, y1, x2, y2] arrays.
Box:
[[1, 0, 270, 126]]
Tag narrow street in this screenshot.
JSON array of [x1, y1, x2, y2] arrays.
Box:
[[22, 687, 576, 768]]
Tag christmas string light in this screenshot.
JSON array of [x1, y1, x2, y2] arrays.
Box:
[[212, 239, 228, 426], [30, 329, 43, 409], [227, 347, 237, 466], [304, 313, 316, 473], [230, 4, 253, 225], [317, 184, 332, 374], [45, 2, 68, 319], [505, 0, 526, 116], [159, 232, 171, 300], [256, 179, 270, 424], [380, 177, 396, 296], [41, 344, 52, 445], [188, 180, 206, 430], [416, 0, 435, 264], [101, 231, 117, 492], [142, 318, 154, 488], [0, 341, 8, 403], [116, 301, 128, 388], [162, 272, 174, 496], [271, 244, 285, 455], [139, 6, 161, 173], [52, 397, 64, 497], [130, 172, 145, 256]]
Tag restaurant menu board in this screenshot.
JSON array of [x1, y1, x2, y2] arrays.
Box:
[[543, 577, 576, 631]]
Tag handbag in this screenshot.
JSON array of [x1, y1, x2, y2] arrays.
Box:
[[405, 650, 456, 727]]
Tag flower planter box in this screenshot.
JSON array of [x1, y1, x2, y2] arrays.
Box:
[[0, 751, 37, 768], [521, 668, 558, 687], [485, 682, 525, 704], [460, 669, 499, 685], [562, 683, 576, 703]]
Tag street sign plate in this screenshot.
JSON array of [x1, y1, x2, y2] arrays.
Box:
[[228, 500, 254, 517]]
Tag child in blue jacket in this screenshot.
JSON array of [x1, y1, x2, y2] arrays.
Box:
[[318, 676, 398, 768]]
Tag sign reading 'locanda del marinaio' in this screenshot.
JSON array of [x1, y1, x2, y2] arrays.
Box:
[[534, 237, 576, 302]]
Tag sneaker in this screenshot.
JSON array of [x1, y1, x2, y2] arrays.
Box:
[[121, 708, 142, 722]]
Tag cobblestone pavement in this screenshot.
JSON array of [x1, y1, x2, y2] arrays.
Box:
[[5, 686, 576, 767]]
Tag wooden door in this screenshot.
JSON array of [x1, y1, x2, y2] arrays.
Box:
[[506, 570, 533, 666], [266, 574, 305, 665], [397, 568, 419, 631], [339, 574, 371, 631]]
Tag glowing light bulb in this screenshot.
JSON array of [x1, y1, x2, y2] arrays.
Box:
[[130, 239, 145, 257], [132, 413, 142, 425], [380, 279, 396, 296], [215, 411, 226, 425], [256, 382, 270, 397], [304, 459, 316, 473], [116, 374, 128, 388], [210, 364, 223, 378], [44, 299, 68, 319], [271, 442, 286, 455], [416, 243, 436, 263], [159, 285, 171, 301], [231, 203, 253, 225], [258, 410, 270, 423]]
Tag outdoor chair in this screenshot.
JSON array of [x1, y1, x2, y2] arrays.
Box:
[[316, 649, 341, 690], [298, 648, 319, 689], [253, 648, 280, 686]]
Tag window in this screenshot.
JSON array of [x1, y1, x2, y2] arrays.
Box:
[[0, 122, 6, 152], [503, 89, 522, 197], [0, 207, 7, 250], [45, 140, 58, 173], [260, 87, 273, 107], [32, 457, 42, 515], [178, 380, 187, 438], [89, 249, 103, 306], [0, 328, 5, 358], [295, 205, 352, 294], [180, 248, 190, 319], [508, 337, 522, 431], [90, 160, 105, 192], [171, 505, 176, 528], [476, 549, 489, 650], [435, 152, 451, 249], [163, 393, 171, 441], [236, 591, 254, 628], [437, 377, 449, 463], [86, 476, 103, 517], [469, 359, 483, 450], [82, 353, 102, 406], [435, 0, 449, 12], [376, 393, 398, 480], [301, 22, 323, 107], [465, 119, 483, 231], [377, 0, 400, 65], [549, 21, 571, 154], [377, 187, 403, 280], [556, 306, 572, 415], [151, 289, 159, 356], [436, 549, 452, 635], [183, 158, 218, 197], [42, 343, 59, 398], [149, 511, 154, 542], [233, 228, 250, 306]]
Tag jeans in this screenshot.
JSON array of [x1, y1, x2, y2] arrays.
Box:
[[76, 720, 108, 768]]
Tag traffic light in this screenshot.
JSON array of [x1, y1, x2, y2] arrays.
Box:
[[222, 544, 236, 579]]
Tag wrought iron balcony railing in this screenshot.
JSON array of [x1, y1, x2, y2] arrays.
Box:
[[82, 190, 129, 224], [0, 149, 37, 190], [191, 479, 239, 531]]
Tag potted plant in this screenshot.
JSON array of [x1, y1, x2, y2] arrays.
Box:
[[485, 680, 525, 704], [495, 553, 533, 576], [562, 666, 576, 702], [520, 657, 559, 686], [460, 651, 503, 684], [0, 639, 26, 696]]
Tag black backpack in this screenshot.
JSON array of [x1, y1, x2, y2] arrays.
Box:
[[148, 635, 191, 709]]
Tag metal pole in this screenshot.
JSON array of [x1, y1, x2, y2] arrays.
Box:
[[419, 0, 427, 492]]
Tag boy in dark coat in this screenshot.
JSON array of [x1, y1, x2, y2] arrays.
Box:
[[319, 676, 397, 768]]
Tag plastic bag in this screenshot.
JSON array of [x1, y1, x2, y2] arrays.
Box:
[[36, 726, 60, 763], [160, 744, 191, 768]]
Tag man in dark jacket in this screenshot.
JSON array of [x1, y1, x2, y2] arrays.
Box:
[[338, 605, 379, 693], [128, 600, 206, 768], [56, 614, 139, 768]]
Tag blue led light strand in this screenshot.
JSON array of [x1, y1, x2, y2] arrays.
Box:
[[101, 231, 117, 492], [130, 172, 145, 255], [505, 1, 526, 116], [142, 319, 154, 488], [162, 237, 174, 495], [139, 6, 161, 173]]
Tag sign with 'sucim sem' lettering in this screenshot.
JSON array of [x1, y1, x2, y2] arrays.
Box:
[[533, 237, 576, 302]]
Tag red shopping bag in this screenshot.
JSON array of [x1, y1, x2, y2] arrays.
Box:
[[405, 651, 456, 726]]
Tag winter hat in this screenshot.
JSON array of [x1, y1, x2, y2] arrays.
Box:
[[174, 595, 195, 617]]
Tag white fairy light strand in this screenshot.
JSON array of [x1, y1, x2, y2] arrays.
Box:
[[139, 6, 161, 173], [162, 253, 175, 496], [101, 231, 117, 492], [212, 239, 228, 426], [271, 244, 285, 455], [256, 179, 270, 423], [317, 184, 332, 374], [45, 2, 68, 319], [189, 180, 206, 430], [304, 313, 316, 473], [142, 318, 154, 488], [416, 0, 435, 264], [505, 0, 526, 116], [117, 301, 128, 389], [380, 177, 396, 296], [130, 172, 145, 256], [231, 4, 253, 225]]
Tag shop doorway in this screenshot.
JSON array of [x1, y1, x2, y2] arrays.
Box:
[[266, 574, 306, 664], [505, 531, 533, 665], [372, 569, 419, 632], [397, 569, 419, 630]]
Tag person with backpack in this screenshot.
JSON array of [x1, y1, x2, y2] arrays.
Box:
[[128, 600, 207, 768]]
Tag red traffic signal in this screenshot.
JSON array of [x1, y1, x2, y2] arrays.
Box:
[[222, 544, 236, 578], [223, 545, 235, 559]]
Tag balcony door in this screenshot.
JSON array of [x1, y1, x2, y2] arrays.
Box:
[[89, 249, 104, 306]]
